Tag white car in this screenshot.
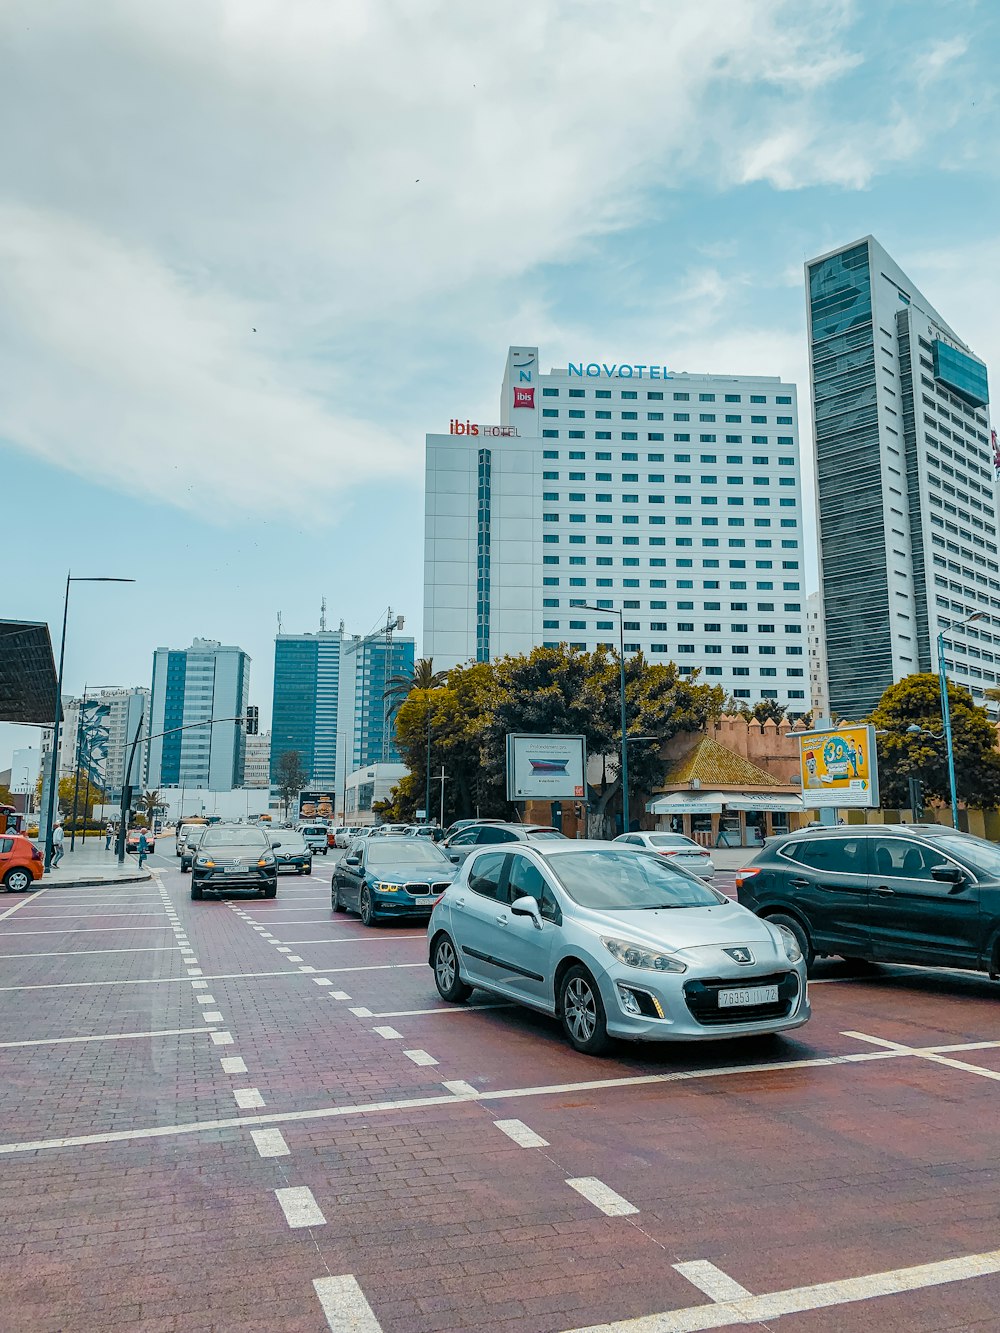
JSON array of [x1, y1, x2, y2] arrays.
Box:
[[613, 832, 715, 879]]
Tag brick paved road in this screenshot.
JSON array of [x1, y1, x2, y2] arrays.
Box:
[[0, 850, 998, 1331]]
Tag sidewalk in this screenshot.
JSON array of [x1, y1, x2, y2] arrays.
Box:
[[38, 839, 153, 889]]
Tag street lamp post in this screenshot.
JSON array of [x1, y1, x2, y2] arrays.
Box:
[[42, 574, 135, 871], [582, 605, 630, 834], [937, 611, 985, 829]]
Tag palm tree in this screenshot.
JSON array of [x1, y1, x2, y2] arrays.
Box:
[[383, 658, 448, 709], [140, 790, 164, 820]]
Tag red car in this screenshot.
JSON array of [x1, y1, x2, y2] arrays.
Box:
[[1, 833, 43, 892], [126, 828, 156, 854]]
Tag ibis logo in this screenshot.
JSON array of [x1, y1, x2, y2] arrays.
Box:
[[512, 387, 535, 409]]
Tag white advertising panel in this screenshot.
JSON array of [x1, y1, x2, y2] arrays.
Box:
[[506, 734, 587, 802]]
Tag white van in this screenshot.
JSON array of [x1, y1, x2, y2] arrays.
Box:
[[297, 823, 329, 855]]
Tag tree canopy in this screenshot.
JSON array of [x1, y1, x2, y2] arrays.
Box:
[[382, 646, 725, 832], [869, 673, 1000, 809]]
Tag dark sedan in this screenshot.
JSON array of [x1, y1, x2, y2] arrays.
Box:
[[191, 824, 278, 900], [180, 824, 209, 873], [268, 828, 313, 874], [736, 823, 1000, 976], [333, 838, 455, 926]]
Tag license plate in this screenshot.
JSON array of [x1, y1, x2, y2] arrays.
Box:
[[717, 985, 779, 1008], [223, 865, 245, 874]]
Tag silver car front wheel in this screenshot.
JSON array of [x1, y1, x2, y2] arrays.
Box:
[[559, 965, 609, 1055]]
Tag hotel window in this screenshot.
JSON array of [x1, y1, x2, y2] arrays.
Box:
[[700, 454, 717, 463], [569, 450, 585, 458], [647, 432, 664, 441], [596, 556, 612, 565], [622, 432, 638, 441], [543, 471, 558, 479], [596, 471, 611, 480], [542, 408, 559, 418], [699, 393, 715, 402], [569, 431, 585, 439], [674, 412, 690, 421], [569, 621, 585, 630], [725, 415, 741, 423], [648, 452, 664, 462], [777, 436, 793, 445], [543, 555, 559, 564], [543, 535, 559, 544], [568, 410, 585, 419], [622, 411, 638, 420], [596, 578, 612, 587], [595, 431, 611, 439], [700, 413, 716, 422], [595, 390, 611, 399], [673, 392, 690, 400], [751, 415, 766, 424], [569, 471, 585, 480], [542, 430, 559, 438], [543, 492, 559, 501], [649, 473, 665, 482], [543, 449, 558, 458], [648, 412, 664, 421], [751, 436, 767, 444], [595, 451, 611, 460], [596, 535, 612, 544], [596, 514, 612, 524], [623, 556, 640, 565], [542, 388, 559, 397], [700, 434, 717, 443], [725, 394, 741, 402], [647, 391, 664, 400], [776, 395, 791, 404], [569, 514, 586, 523], [569, 389, 585, 398], [778, 456, 794, 466], [621, 390, 637, 399], [543, 576, 559, 586], [750, 395, 766, 403], [543, 513, 559, 522], [543, 620, 559, 629], [623, 536, 640, 545], [595, 493, 611, 502], [595, 410, 611, 419], [777, 416, 793, 425]]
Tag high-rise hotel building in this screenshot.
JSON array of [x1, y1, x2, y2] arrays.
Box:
[[806, 237, 996, 718], [424, 347, 807, 706]]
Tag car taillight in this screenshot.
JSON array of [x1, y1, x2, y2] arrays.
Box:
[[30, 846, 42, 861], [734, 868, 761, 891]]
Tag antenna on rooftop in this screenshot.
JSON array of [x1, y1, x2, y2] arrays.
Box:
[[320, 597, 327, 632], [277, 611, 283, 635]]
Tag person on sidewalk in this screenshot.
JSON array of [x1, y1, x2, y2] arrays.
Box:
[[105, 821, 114, 851], [51, 821, 65, 868], [137, 829, 149, 869]]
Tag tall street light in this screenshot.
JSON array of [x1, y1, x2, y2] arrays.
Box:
[[937, 611, 985, 830], [582, 605, 630, 834], [43, 574, 135, 871]]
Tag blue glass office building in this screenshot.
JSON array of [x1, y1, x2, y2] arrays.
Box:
[[806, 237, 996, 718], [147, 639, 250, 790]]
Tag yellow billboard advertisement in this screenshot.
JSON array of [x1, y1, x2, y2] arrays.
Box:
[[798, 724, 879, 809]]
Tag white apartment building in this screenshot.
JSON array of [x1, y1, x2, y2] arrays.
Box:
[[243, 729, 271, 788], [424, 346, 807, 707], [805, 592, 830, 721], [807, 237, 996, 718]]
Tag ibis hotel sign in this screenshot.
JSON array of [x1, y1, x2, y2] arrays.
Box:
[[449, 420, 520, 437]]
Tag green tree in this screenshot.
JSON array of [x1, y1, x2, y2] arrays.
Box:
[[751, 699, 787, 724], [869, 673, 1000, 809], [274, 750, 307, 817], [140, 789, 165, 820], [383, 657, 449, 709]]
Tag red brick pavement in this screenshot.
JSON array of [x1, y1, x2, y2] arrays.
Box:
[[0, 862, 996, 1331]]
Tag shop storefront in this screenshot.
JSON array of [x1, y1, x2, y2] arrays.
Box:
[[646, 790, 805, 847]]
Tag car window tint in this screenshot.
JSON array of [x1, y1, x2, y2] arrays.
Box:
[[507, 854, 559, 921], [0, 838, 12, 855], [931, 832, 1000, 877], [476, 826, 517, 843], [870, 837, 947, 880], [467, 852, 508, 900], [787, 837, 866, 874], [450, 829, 478, 846]]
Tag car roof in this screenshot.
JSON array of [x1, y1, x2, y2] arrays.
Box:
[[770, 823, 954, 841]]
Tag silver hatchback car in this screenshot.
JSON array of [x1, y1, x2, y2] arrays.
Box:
[[427, 840, 809, 1055]]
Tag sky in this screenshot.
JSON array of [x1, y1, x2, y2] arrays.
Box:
[[3, 0, 1000, 770]]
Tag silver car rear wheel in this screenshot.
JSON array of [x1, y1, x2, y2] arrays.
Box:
[[433, 934, 472, 1003], [560, 965, 609, 1055]]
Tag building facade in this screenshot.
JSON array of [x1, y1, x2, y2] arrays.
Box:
[[806, 236, 996, 718], [147, 640, 250, 791], [243, 729, 271, 788], [425, 346, 807, 708], [270, 626, 415, 797], [40, 687, 149, 800], [806, 592, 830, 721]]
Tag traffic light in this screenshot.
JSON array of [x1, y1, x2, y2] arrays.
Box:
[[908, 776, 925, 821], [246, 706, 259, 736]]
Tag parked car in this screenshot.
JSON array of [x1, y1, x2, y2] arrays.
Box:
[[126, 828, 156, 854], [0, 832, 43, 892], [190, 824, 279, 900], [269, 828, 313, 874], [405, 824, 444, 842], [736, 823, 1000, 977], [428, 841, 809, 1055], [334, 826, 361, 849], [175, 821, 207, 856], [442, 818, 505, 842], [369, 823, 410, 838], [297, 823, 330, 856], [444, 822, 566, 866], [333, 837, 455, 925], [613, 832, 715, 879], [179, 824, 209, 872]]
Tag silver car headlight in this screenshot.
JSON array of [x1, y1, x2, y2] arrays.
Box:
[[777, 924, 803, 964], [601, 936, 687, 973]]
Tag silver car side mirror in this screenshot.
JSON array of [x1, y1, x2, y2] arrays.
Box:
[[510, 895, 543, 929]]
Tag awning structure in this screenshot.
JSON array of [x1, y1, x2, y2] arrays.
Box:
[[647, 790, 804, 815], [0, 621, 57, 725]]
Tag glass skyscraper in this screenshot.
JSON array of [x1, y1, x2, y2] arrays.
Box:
[[806, 237, 996, 719], [147, 639, 250, 791]]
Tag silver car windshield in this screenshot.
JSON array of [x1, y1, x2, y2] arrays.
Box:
[[549, 849, 720, 910], [367, 841, 448, 866], [272, 832, 307, 850]]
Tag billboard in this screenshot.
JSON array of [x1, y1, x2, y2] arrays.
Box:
[[298, 789, 336, 820], [506, 734, 587, 802], [798, 725, 879, 809]]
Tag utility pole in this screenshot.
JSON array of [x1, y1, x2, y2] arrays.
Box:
[[437, 765, 447, 828]]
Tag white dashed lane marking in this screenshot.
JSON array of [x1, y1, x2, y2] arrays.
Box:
[[672, 1259, 752, 1301], [275, 1186, 326, 1229], [251, 1128, 289, 1158], [220, 1057, 248, 1074], [234, 1089, 265, 1110], [403, 1049, 438, 1067], [494, 1119, 549, 1149], [566, 1177, 638, 1217], [313, 1275, 383, 1332], [210, 1031, 234, 1046], [372, 1026, 403, 1040]]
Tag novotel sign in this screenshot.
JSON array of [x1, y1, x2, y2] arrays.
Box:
[[449, 420, 520, 437], [568, 362, 672, 380]]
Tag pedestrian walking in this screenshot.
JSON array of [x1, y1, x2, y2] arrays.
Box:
[[137, 829, 149, 869], [51, 821, 65, 868], [105, 821, 114, 851]]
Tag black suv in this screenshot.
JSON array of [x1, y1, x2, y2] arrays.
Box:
[[736, 824, 1000, 977], [190, 824, 278, 900]]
